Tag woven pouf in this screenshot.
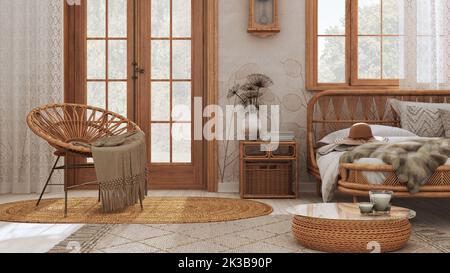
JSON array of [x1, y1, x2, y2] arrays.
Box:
[[292, 216, 411, 253]]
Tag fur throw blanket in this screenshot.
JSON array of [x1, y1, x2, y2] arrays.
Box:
[[340, 139, 450, 193]]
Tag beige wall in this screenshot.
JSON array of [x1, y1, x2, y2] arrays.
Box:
[[218, 0, 316, 193]]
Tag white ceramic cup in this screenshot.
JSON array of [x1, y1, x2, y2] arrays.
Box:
[[371, 193, 392, 211]]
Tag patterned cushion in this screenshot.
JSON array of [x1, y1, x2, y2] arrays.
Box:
[[439, 109, 450, 138], [403, 106, 444, 137], [389, 99, 450, 137]]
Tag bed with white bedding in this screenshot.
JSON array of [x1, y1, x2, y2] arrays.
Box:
[[307, 90, 450, 201], [317, 137, 450, 201]]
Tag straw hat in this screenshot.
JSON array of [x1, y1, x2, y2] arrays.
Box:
[[335, 123, 387, 146]]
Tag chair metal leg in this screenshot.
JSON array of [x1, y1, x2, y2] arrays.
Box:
[[98, 186, 101, 203], [145, 180, 148, 197], [138, 188, 144, 211], [36, 156, 61, 207], [144, 168, 149, 197], [64, 190, 68, 217]]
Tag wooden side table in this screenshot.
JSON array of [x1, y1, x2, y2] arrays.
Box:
[[240, 141, 298, 199]]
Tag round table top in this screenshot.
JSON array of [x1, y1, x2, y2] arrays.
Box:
[[286, 203, 416, 221]]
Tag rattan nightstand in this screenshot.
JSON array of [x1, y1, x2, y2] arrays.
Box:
[[240, 141, 298, 199]]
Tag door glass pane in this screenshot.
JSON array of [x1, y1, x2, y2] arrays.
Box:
[[172, 82, 191, 122], [173, 0, 191, 37], [358, 0, 381, 35], [151, 82, 171, 121], [172, 123, 191, 163], [108, 0, 127, 38], [318, 37, 346, 83], [358, 36, 381, 79], [87, 82, 106, 109], [151, 124, 171, 163], [151, 40, 170, 79], [108, 40, 127, 79], [151, 0, 171, 37], [109, 82, 127, 116], [87, 0, 106, 38], [87, 40, 106, 79], [172, 40, 191, 79], [318, 0, 346, 35]]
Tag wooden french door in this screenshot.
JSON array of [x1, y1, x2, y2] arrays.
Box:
[[137, 0, 204, 189], [65, 0, 205, 189]]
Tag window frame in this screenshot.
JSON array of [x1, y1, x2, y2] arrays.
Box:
[[306, 0, 400, 91]]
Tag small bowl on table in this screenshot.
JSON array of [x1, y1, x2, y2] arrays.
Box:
[[358, 202, 374, 215]]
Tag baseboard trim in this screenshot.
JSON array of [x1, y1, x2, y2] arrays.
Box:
[[218, 182, 240, 193], [218, 182, 317, 193], [300, 182, 317, 193]]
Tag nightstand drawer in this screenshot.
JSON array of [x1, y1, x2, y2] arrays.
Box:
[[244, 162, 293, 197], [270, 144, 296, 158], [243, 144, 269, 158]]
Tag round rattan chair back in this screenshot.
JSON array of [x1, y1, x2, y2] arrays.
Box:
[[27, 104, 140, 156]]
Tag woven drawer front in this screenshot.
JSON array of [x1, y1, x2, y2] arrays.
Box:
[[244, 145, 269, 158], [245, 162, 292, 195], [271, 144, 296, 158]]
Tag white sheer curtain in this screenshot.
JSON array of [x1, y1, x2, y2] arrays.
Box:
[[0, 0, 64, 194], [400, 0, 450, 89]]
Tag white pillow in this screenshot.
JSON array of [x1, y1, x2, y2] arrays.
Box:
[[318, 125, 417, 144]]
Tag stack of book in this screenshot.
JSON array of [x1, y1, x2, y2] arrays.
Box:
[[260, 131, 295, 142]]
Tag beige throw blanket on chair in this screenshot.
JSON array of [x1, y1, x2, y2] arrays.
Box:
[[340, 139, 450, 193], [90, 131, 147, 213]]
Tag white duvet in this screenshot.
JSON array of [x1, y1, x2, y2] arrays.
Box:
[[317, 137, 450, 202]]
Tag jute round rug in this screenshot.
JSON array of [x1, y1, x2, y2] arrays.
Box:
[[0, 197, 273, 224]]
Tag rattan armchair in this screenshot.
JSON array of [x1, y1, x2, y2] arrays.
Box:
[[27, 103, 141, 216]]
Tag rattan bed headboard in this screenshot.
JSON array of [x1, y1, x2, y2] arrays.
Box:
[[306, 89, 450, 176]]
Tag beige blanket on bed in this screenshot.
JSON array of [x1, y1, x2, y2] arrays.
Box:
[[340, 139, 450, 193], [90, 131, 147, 212]]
